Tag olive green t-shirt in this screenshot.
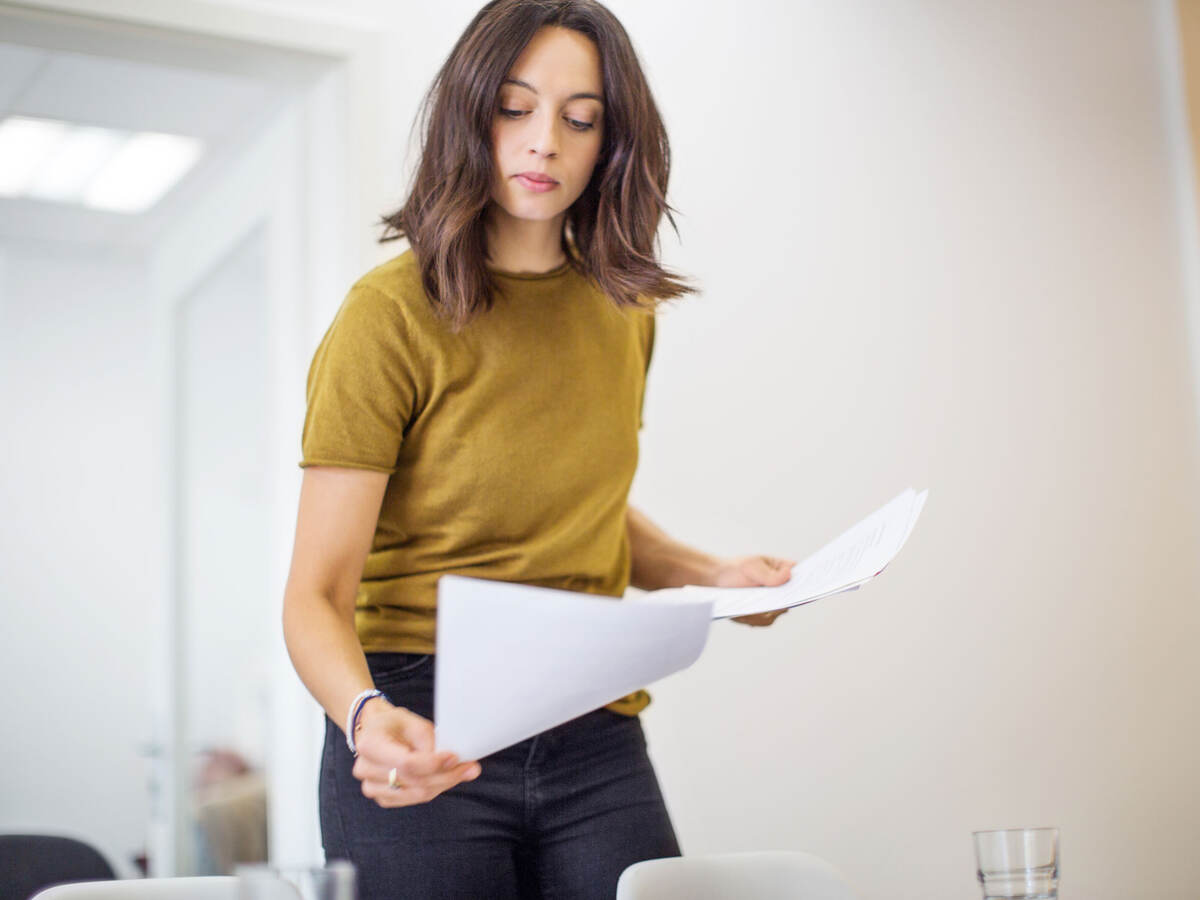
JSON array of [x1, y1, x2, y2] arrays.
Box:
[[299, 248, 655, 716]]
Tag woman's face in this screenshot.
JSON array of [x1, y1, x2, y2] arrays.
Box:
[[489, 26, 606, 224]]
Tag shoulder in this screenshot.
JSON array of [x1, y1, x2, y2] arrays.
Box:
[[335, 248, 439, 338], [354, 247, 423, 302], [321, 247, 456, 360]]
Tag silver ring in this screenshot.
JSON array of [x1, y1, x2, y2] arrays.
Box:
[[387, 767, 403, 790]]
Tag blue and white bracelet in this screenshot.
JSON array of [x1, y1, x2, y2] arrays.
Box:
[[345, 688, 389, 756]]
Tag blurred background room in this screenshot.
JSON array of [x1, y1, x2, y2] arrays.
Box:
[[1, 1, 1198, 897]]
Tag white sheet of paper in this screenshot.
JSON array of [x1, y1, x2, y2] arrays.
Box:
[[433, 574, 713, 760], [641, 487, 928, 619]]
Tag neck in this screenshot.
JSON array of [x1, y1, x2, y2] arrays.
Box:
[[483, 204, 568, 274]]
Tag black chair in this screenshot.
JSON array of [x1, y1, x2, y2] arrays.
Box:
[[0, 835, 116, 900]]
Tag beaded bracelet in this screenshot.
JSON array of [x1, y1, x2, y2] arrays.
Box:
[[345, 688, 388, 756]]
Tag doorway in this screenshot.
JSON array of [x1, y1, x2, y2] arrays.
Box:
[[0, 0, 382, 876]]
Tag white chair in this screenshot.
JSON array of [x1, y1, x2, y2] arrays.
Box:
[[616, 850, 858, 900], [31, 877, 239, 900]]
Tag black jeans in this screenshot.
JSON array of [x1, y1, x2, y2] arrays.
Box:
[[319, 653, 682, 899]]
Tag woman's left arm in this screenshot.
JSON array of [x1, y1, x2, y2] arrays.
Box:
[[626, 504, 796, 627]]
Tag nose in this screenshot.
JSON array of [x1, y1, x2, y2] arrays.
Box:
[[528, 111, 559, 159]]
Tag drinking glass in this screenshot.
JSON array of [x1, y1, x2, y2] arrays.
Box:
[[972, 827, 1059, 900], [235, 861, 356, 900]]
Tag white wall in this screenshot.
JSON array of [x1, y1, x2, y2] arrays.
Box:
[[178, 227, 272, 768], [0, 242, 159, 878], [624, 3, 1200, 899], [330, 1, 1200, 897]]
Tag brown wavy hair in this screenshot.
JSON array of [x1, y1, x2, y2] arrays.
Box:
[[377, 0, 697, 331]]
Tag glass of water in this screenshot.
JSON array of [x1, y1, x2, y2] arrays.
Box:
[[235, 861, 356, 900], [973, 827, 1059, 899]]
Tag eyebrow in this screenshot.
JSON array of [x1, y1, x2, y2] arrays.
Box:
[[502, 78, 604, 104]]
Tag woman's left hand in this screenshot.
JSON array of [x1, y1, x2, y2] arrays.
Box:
[[711, 555, 797, 626]]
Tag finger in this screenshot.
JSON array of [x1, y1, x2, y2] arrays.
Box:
[[773, 558, 796, 583], [380, 760, 480, 794], [732, 613, 767, 626], [361, 761, 481, 805], [362, 776, 439, 807], [361, 746, 463, 781], [751, 556, 791, 586], [427, 761, 482, 792], [733, 608, 787, 626], [353, 750, 448, 783], [357, 746, 470, 781]]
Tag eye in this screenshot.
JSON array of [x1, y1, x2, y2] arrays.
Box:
[[498, 108, 596, 132]]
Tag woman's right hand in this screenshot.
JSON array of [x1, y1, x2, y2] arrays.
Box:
[[350, 698, 481, 807]]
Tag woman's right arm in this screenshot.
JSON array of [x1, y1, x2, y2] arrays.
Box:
[[281, 466, 480, 806]]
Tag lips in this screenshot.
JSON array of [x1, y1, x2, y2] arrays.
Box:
[[514, 173, 559, 193]]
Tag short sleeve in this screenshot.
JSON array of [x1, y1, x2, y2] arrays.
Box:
[[638, 307, 656, 431], [299, 283, 420, 474]]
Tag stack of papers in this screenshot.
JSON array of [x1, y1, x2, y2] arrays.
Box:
[[640, 486, 928, 619], [433, 487, 927, 760]]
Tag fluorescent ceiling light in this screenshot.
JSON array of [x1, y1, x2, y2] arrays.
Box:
[[26, 126, 124, 202], [0, 114, 204, 214], [83, 132, 203, 214], [0, 116, 69, 196]]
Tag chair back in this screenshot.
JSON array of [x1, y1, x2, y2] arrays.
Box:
[[30, 877, 238, 900], [616, 850, 858, 900], [0, 835, 115, 900]]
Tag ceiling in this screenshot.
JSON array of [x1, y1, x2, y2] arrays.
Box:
[[0, 6, 333, 251]]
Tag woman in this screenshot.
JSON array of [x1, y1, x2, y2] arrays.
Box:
[[281, 2, 794, 897]]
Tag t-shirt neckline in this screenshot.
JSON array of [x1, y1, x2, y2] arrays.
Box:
[[486, 257, 573, 280]]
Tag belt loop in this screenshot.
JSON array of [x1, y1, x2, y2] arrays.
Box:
[[523, 734, 540, 769]]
